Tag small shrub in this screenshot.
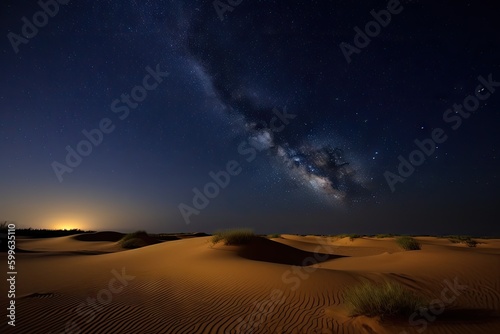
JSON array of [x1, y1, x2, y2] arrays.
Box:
[[121, 230, 147, 242], [120, 230, 149, 249], [344, 281, 427, 317], [267, 233, 281, 239], [211, 233, 224, 244], [465, 239, 478, 247], [375, 234, 394, 238], [121, 238, 148, 249], [0, 221, 8, 232], [211, 229, 255, 245], [335, 233, 361, 241], [396, 236, 421, 250], [447, 235, 479, 247]]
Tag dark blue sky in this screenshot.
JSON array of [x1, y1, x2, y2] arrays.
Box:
[[1, 0, 499, 235]]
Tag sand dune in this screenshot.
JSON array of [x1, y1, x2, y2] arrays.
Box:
[[15, 233, 125, 254], [226, 236, 341, 265], [72, 231, 125, 242], [2, 234, 499, 333]]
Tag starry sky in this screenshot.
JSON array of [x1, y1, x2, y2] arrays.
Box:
[[1, 0, 499, 235]]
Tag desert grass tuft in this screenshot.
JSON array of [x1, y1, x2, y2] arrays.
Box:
[[465, 239, 478, 247], [120, 230, 149, 249], [446, 235, 479, 247], [396, 236, 421, 250], [375, 234, 394, 238], [344, 281, 427, 317], [335, 233, 361, 241], [211, 229, 255, 245]]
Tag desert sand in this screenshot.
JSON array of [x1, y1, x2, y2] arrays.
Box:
[[2, 233, 500, 333]]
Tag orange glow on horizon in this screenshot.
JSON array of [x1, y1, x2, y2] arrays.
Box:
[[50, 217, 87, 231]]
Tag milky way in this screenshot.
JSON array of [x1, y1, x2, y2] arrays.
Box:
[[184, 5, 372, 205], [56, 0, 375, 204]]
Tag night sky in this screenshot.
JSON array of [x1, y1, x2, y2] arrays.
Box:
[[1, 0, 499, 235]]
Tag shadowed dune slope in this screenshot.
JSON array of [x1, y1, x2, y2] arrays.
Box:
[[234, 236, 343, 265]]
